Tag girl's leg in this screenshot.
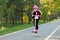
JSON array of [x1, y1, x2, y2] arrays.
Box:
[[35, 19, 39, 30], [32, 19, 39, 33]]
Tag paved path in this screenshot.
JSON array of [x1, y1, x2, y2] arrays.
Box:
[[0, 19, 60, 40]]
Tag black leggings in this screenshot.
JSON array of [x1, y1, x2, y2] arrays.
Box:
[[34, 19, 39, 30]]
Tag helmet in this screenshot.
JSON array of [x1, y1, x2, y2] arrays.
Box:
[[33, 5, 38, 9]]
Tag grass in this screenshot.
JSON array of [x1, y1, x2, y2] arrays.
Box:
[[0, 20, 48, 36]]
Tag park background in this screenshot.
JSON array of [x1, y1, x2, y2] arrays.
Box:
[[0, 0, 60, 35]]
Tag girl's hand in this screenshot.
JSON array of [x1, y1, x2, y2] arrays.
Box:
[[32, 15, 35, 17]]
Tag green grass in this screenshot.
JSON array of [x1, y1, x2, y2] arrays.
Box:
[[0, 20, 48, 36], [0, 23, 33, 36]]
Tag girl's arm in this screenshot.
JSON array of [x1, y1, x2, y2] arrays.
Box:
[[38, 10, 42, 17], [32, 10, 35, 17]]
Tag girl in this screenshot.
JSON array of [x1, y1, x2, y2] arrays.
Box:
[[32, 5, 42, 33]]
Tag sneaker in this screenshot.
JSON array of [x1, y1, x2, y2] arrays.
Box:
[[35, 29, 38, 33], [32, 30, 38, 33]]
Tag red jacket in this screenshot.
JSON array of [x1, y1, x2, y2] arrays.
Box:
[[32, 11, 41, 19]]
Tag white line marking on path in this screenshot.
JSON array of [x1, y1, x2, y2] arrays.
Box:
[[45, 25, 60, 40], [0, 27, 33, 38]]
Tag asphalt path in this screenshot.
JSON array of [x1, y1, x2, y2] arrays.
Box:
[[0, 19, 60, 40]]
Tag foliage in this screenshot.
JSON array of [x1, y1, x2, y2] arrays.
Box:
[[0, 0, 60, 25]]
